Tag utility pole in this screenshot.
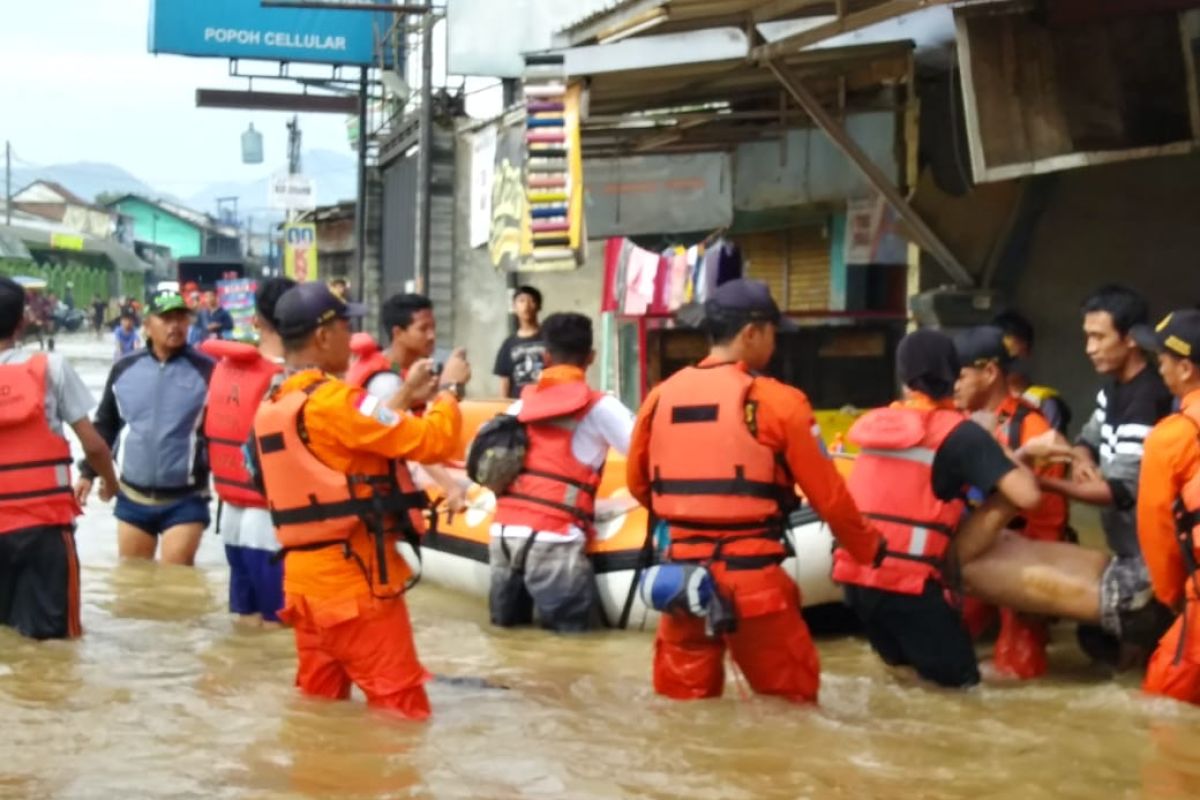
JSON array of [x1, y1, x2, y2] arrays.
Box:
[[5, 141, 11, 226], [414, 11, 433, 294]]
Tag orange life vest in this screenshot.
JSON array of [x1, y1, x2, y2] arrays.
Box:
[[832, 403, 966, 595], [201, 340, 280, 508], [252, 380, 428, 584], [0, 354, 80, 534], [646, 363, 794, 565], [494, 380, 604, 536], [994, 398, 1068, 542]]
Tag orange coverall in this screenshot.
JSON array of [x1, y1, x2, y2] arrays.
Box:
[[275, 370, 460, 719], [627, 358, 880, 702]]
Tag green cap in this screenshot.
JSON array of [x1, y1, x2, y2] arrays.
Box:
[[149, 293, 189, 315]]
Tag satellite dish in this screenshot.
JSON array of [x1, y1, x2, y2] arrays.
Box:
[[241, 123, 264, 165]]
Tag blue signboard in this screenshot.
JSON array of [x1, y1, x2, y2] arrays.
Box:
[[149, 0, 394, 66]]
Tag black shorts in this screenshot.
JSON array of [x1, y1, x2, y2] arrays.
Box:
[[843, 580, 980, 688], [0, 526, 82, 640]]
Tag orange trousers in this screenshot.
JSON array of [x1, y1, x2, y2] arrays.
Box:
[[1144, 598, 1200, 705], [280, 593, 432, 719], [653, 564, 819, 702], [960, 598, 1048, 680]]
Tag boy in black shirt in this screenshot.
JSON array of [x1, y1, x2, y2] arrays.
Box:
[[492, 285, 546, 399]]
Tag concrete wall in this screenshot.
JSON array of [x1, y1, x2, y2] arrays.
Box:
[[451, 132, 606, 399], [114, 199, 202, 259], [1005, 152, 1200, 432]]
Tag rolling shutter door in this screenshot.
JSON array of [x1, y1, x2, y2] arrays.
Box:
[[740, 226, 830, 312]]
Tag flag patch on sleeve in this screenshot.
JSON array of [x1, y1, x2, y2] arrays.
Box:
[[355, 393, 399, 426]]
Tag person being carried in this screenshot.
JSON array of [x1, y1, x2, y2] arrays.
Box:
[[0, 276, 119, 639], [1039, 285, 1176, 666], [490, 312, 634, 632], [201, 277, 296, 627], [493, 285, 546, 399], [252, 282, 470, 718], [627, 279, 884, 703], [992, 309, 1072, 434], [347, 293, 469, 515], [78, 293, 214, 565], [1137, 310, 1200, 705], [953, 325, 1070, 679], [833, 329, 1046, 689]]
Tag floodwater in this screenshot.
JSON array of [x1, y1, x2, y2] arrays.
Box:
[[3, 342, 1200, 799]]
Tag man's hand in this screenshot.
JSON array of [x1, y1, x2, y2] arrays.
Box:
[[1071, 446, 1102, 483], [1016, 429, 1074, 466], [444, 484, 468, 522], [388, 358, 438, 411], [97, 478, 116, 503], [74, 478, 93, 506], [441, 348, 472, 387]]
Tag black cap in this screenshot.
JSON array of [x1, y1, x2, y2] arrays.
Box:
[[1153, 310, 1200, 364], [274, 282, 365, 339], [954, 325, 1014, 370], [897, 328, 960, 398], [705, 279, 798, 331]]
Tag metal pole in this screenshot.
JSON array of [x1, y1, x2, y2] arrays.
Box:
[[4, 141, 10, 227], [414, 11, 433, 294], [355, 66, 368, 302]]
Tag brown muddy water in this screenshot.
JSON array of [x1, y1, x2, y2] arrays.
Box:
[[2, 353, 1198, 799]]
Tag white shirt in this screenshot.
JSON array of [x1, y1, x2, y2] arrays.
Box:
[[493, 392, 635, 542]]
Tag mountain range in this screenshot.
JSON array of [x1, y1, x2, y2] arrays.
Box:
[[7, 149, 358, 225]]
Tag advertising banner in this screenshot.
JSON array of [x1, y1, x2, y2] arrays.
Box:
[[283, 223, 319, 282], [216, 278, 258, 342], [268, 174, 317, 212], [149, 0, 394, 66]]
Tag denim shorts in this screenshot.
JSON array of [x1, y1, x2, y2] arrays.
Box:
[[114, 493, 211, 536]]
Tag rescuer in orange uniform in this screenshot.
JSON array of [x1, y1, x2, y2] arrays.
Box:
[[1138, 310, 1200, 705], [953, 325, 1070, 679], [834, 329, 1043, 688], [252, 282, 470, 718], [627, 279, 884, 702]]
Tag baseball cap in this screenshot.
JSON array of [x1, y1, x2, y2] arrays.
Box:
[[704, 279, 798, 331], [149, 293, 188, 315], [954, 325, 1014, 370], [1153, 309, 1200, 364], [897, 328, 959, 397], [274, 282, 365, 338]]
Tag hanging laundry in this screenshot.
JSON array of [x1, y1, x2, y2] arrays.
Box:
[[623, 245, 659, 316], [667, 248, 689, 311]]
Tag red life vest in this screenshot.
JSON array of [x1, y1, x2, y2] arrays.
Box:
[[832, 404, 966, 595], [0, 354, 80, 534], [646, 363, 794, 564], [494, 380, 605, 536], [346, 346, 392, 391], [201, 340, 280, 508], [252, 379, 428, 584]]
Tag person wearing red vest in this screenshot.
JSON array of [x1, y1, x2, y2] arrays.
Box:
[[0, 276, 119, 639], [833, 329, 1044, 688], [627, 280, 884, 702], [200, 277, 294, 627], [490, 313, 634, 632], [346, 293, 469, 517], [253, 282, 470, 718], [953, 325, 1071, 679], [1138, 310, 1200, 705]]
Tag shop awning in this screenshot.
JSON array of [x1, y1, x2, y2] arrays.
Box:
[[1, 223, 153, 273]]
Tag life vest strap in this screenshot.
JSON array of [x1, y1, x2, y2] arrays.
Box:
[[666, 515, 785, 537], [670, 553, 784, 571], [214, 475, 261, 493], [0, 456, 73, 472], [0, 485, 74, 502], [269, 490, 428, 527], [518, 467, 599, 495], [865, 511, 954, 537], [501, 491, 592, 524], [651, 465, 786, 502], [207, 435, 249, 449]]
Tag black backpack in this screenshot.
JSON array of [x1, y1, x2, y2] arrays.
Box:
[[466, 414, 528, 493]]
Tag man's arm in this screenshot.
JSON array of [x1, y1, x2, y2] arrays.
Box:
[[770, 384, 881, 565], [592, 395, 635, 457], [72, 418, 118, 503], [953, 492, 1019, 565], [492, 340, 512, 398], [344, 387, 464, 465], [78, 364, 124, 479], [625, 391, 659, 509], [497, 377, 512, 400], [1137, 421, 1191, 610], [1038, 474, 1113, 506]]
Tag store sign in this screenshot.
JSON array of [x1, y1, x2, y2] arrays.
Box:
[[148, 0, 394, 66], [283, 223, 319, 282], [584, 153, 732, 238], [49, 232, 84, 251], [268, 174, 317, 212]]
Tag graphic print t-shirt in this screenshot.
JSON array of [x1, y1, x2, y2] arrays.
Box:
[[492, 334, 546, 398]]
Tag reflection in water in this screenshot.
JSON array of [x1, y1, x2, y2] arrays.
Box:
[[0, 514, 1198, 798]]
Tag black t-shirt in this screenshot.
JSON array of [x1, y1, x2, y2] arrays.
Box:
[[492, 333, 546, 398], [930, 420, 1017, 502]]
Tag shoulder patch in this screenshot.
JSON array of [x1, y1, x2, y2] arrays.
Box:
[[355, 392, 399, 426]]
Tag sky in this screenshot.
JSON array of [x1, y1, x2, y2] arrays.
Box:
[[0, 0, 502, 198]]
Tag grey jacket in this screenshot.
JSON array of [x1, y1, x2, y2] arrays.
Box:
[[81, 347, 214, 495]]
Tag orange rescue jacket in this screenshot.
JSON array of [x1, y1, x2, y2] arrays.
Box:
[[494, 380, 605, 536], [646, 363, 795, 564], [832, 404, 965, 595], [201, 340, 280, 508], [0, 354, 80, 534], [253, 379, 428, 585], [1175, 405, 1200, 592]]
